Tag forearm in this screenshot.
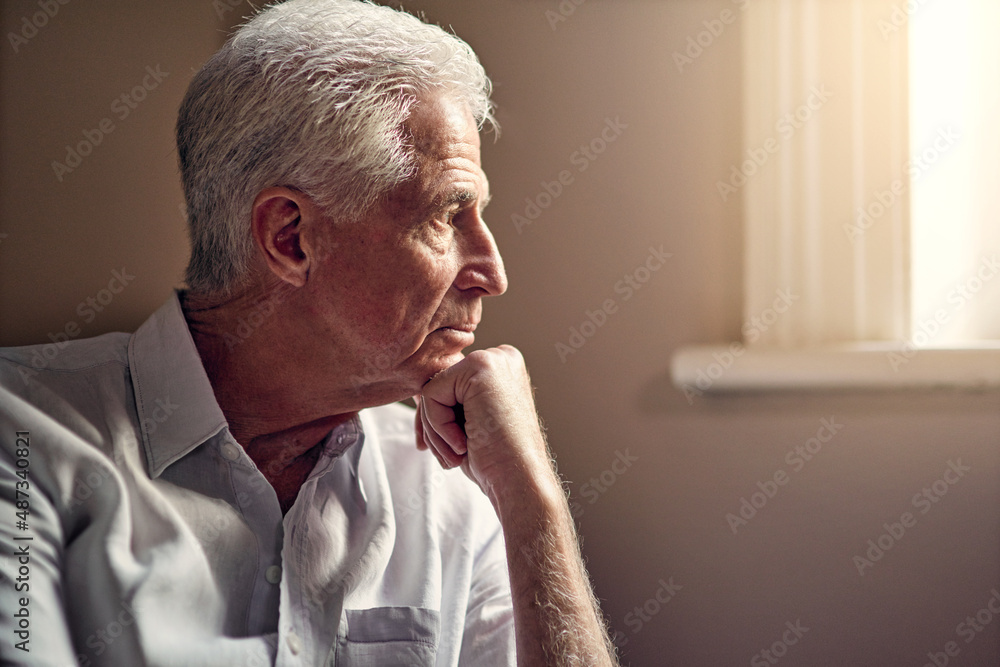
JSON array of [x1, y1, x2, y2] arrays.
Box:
[[416, 347, 619, 665], [492, 468, 618, 667]]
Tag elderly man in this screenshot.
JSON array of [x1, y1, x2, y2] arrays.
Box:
[[0, 1, 617, 665]]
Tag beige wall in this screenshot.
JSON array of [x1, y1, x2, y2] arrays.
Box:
[[3, 1, 1000, 665]]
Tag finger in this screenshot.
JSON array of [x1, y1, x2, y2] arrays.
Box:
[[421, 394, 468, 456], [413, 395, 427, 451], [421, 400, 464, 468], [419, 397, 464, 469], [415, 396, 445, 462], [420, 373, 469, 456]]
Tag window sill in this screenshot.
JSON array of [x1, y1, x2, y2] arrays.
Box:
[[671, 343, 1000, 392]]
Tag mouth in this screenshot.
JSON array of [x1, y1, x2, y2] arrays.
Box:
[[431, 322, 478, 348], [438, 322, 478, 334]]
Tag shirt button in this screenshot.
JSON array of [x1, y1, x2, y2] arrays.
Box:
[[286, 631, 302, 655], [221, 443, 240, 461], [265, 565, 282, 584]]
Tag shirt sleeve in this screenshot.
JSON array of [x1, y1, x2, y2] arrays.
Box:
[[0, 389, 79, 666], [458, 515, 516, 667]]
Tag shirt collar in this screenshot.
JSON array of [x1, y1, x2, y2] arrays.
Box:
[[128, 290, 229, 478]]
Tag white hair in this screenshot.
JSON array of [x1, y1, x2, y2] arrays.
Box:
[[176, 0, 495, 296]]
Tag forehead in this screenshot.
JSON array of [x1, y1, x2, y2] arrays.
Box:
[[407, 94, 482, 164], [369, 94, 489, 226], [404, 95, 488, 200]]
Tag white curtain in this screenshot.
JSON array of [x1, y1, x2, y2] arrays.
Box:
[[741, 0, 909, 347]]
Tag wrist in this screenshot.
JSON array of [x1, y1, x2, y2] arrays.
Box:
[[487, 463, 569, 530]]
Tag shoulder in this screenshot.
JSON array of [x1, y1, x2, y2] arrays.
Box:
[[0, 332, 132, 398], [0, 333, 135, 463]]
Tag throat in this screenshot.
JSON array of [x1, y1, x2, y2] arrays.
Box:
[[261, 441, 326, 515], [236, 413, 358, 515]]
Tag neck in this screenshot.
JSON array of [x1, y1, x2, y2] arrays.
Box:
[[180, 283, 358, 483]]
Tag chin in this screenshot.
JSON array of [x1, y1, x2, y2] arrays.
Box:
[[412, 350, 463, 382], [402, 333, 471, 384], [425, 354, 462, 378]]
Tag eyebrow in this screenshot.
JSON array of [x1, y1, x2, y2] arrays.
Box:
[[438, 188, 491, 213]]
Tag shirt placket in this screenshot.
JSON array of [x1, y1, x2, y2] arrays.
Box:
[[275, 422, 366, 667], [219, 435, 285, 636]]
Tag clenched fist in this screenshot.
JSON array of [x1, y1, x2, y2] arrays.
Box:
[[414, 345, 557, 510]]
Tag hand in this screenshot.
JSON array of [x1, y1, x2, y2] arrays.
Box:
[[415, 346, 620, 666], [414, 345, 553, 504]]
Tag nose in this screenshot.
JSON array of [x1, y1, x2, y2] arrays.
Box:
[[455, 216, 507, 296]]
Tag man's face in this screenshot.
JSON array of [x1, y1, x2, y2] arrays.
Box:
[[306, 93, 507, 400]]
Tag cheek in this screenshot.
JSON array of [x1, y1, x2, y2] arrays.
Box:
[[332, 275, 436, 347], [319, 236, 459, 347]]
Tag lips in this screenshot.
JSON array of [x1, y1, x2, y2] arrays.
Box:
[[440, 322, 478, 333]]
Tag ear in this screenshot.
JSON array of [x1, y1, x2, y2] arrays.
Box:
[[250, 186, 322, 288]]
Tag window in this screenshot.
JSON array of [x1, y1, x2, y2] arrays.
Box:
[[909, 0, 1000, 343], [672, 0, 1000, 393]]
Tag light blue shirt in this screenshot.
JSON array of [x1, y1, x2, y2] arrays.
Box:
[[0, 293, 514, 666]]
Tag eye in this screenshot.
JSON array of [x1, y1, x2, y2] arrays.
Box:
[[435, 207, 461, 228]]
